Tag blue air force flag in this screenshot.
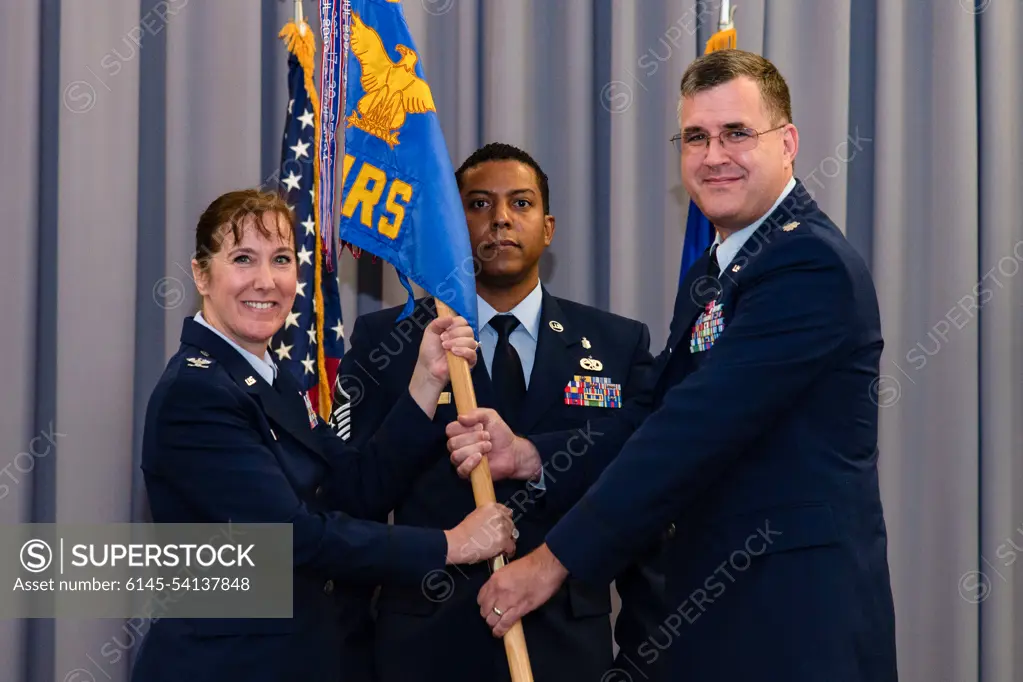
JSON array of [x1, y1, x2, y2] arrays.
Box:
[[335, 0, 478, 333]]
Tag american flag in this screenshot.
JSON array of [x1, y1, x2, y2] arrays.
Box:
[[272, 23, 346, 431]]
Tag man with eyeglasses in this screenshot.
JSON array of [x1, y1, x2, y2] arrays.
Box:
[[447, 50, 898, 681]]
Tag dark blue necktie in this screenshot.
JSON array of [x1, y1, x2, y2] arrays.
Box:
[[707, 243, 720, 279], [488, 314, 526, 425]]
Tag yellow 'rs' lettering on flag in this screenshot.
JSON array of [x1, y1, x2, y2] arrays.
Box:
[[340, 154, 415, 240]]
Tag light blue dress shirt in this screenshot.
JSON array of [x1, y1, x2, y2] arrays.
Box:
[[194, 311, 278, 386], [713, 176, 797, 270], [476, 280, 543, 388], [476, 281, 545, 488]]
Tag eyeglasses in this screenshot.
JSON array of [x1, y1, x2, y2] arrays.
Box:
[[670, 124, 787, 154]]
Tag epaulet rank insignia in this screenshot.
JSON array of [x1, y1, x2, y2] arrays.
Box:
[[186, 357, 213, 369]]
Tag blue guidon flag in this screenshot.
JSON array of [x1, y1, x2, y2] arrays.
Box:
[[323, 0, 478, 334]]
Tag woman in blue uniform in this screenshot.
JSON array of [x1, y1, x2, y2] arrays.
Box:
[[131, 189, 512, 682]]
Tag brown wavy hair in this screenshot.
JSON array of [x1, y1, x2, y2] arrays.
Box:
[[193, 189, 295, 272]]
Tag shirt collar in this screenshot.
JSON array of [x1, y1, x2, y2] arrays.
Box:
[[193, 311, 278, 385], [713, 176, 797, 271], [477, 280, 543, 341]]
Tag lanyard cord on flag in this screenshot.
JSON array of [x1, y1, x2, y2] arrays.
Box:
[[317, 0, 348, 272]]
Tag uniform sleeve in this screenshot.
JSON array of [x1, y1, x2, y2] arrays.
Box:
[[334, 314, 396, 450], [315, 388, 447, 520], [545, 238, 858, 583], [528, 320, 657, 516], [151, 377, 446, 586], [320, 312, 428, 521]]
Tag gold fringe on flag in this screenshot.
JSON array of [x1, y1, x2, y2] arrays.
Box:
[[279, 19, 333, 420]]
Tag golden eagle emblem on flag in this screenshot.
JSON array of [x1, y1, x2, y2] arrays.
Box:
[[346, 11, 436, 148]]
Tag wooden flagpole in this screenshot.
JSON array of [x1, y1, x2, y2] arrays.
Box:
[[435, 299, 534, 682]]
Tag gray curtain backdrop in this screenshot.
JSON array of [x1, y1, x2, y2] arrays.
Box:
[[1, 1, 1020, 681]]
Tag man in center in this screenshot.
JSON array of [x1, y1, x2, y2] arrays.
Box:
[[337, 142, 658, 681]]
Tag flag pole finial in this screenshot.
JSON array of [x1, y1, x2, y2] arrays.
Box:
[[704, 0, 737, 53], [718, 0, 735, 30], [295, 0, 306, 35]]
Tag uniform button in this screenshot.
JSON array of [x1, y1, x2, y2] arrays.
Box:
[[323, 580, 334, 595], [665, 522, 676, 540], [314, 485, 324, 498]]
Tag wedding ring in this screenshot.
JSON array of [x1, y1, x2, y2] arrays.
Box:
[[492, 606, 504, 616]]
